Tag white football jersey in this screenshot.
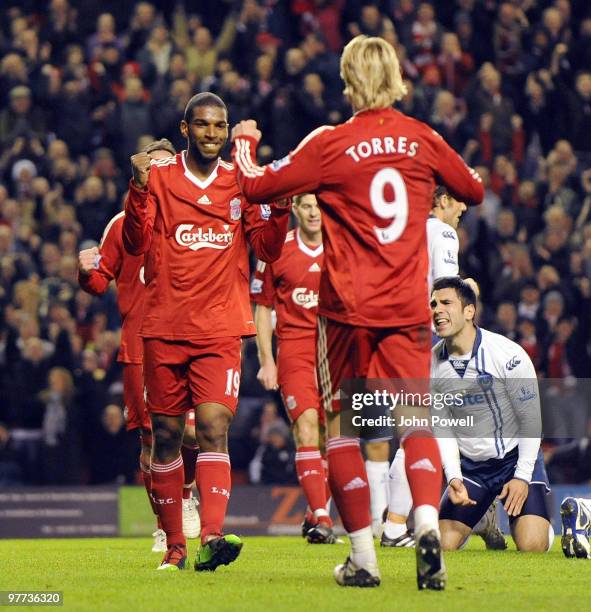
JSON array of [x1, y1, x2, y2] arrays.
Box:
[[431, 327, 541, 483], [427, 216, 459, 291]]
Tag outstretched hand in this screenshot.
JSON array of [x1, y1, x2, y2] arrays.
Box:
[[448, 478, 477, 506]]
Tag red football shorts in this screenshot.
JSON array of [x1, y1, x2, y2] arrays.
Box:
[[316, 316, 431, 414], [277, 337, 323, 424], [143, 337, 242, 417], [123, 363, 151, 431]]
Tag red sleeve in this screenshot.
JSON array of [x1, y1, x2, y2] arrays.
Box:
[[78, 268, 110, 295], [242, 201, 290, 263], [232, 128, 327, 201], [431, 131, 484, 206], [122, 180, 157, 255], [78, 216, 123, 295], [250, 260, 275, 307]]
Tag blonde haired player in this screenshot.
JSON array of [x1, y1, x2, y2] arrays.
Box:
[[232, 35, 483, 589]]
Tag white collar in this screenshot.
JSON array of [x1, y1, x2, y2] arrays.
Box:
[[181, 152, 220, 189], [296, 228, 323, 257]]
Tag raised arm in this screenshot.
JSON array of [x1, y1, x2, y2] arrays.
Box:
[[122, 152, 157, 255], [78, 247, 111, 295], [78, 215, 123, 295], [243, 201, 290, 263], [432, 132, 484, 207], [231, 120, 326, 202]]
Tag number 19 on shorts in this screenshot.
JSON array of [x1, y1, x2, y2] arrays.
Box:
[[225, 368, 240, 397]]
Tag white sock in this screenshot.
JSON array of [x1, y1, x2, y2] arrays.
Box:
[[414, 504, 439, 537], [387, 448, 413, 516], [366, 460, 389, 531], [578, 498, 591, 515], [323, 458, 332, 514], [349, 526, 378, 569], [546, 523, 555, 552], [383, 521, 407, 540]]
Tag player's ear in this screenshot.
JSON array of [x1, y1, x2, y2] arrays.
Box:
[[180, 119, 188, 139], [464, 303, 476, 322]]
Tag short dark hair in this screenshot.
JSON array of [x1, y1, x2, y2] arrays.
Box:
[[432, 185, 448, 207], [432, 276, 477, 310], [183, 92, 227, 122], [293, 193, 314, 206], [144, 138, 176, 156]]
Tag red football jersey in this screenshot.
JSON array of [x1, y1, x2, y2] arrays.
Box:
[[250, 228, 324, 341], [122, 153, 290, 341], [78, 212, 144, 364], [233, 107, 484, 328]]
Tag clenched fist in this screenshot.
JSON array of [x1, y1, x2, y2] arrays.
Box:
[[79, 246, 100, 274], [131, 152, 152, 188], [231, 120, 262, 143]]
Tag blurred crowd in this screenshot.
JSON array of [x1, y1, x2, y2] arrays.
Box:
[[0, 0, 590, 487]]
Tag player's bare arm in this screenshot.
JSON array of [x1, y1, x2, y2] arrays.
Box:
[[130, 151, 151, 189], [254, 304, 278, 390]]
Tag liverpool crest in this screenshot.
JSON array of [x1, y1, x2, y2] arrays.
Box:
[[230, 197, 242, 220]]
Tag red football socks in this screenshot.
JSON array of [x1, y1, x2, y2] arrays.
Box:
[[196, 452, 231, 543], [295, 447, 332, 526], [326, 437, 371, 533], [150, 455, 185, 547], [402, 430, 442, 510]]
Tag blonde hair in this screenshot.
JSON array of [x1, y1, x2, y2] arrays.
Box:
[[340, 35, 407, 112]]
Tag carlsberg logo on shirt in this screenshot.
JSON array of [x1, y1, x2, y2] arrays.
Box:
[[291, 287, 318, 309], [175, 224, 234, 251]]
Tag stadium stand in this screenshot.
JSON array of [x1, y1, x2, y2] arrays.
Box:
[[0, 0, 590, 485]]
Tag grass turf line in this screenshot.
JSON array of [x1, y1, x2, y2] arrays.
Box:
[[0, 537, 587, 611]]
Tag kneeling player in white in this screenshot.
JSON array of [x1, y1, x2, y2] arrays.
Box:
[[431, 277, 553, 552], [383, 188, 503, 549]]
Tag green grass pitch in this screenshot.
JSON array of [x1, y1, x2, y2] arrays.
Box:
[[1, 537, 588, 611]]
